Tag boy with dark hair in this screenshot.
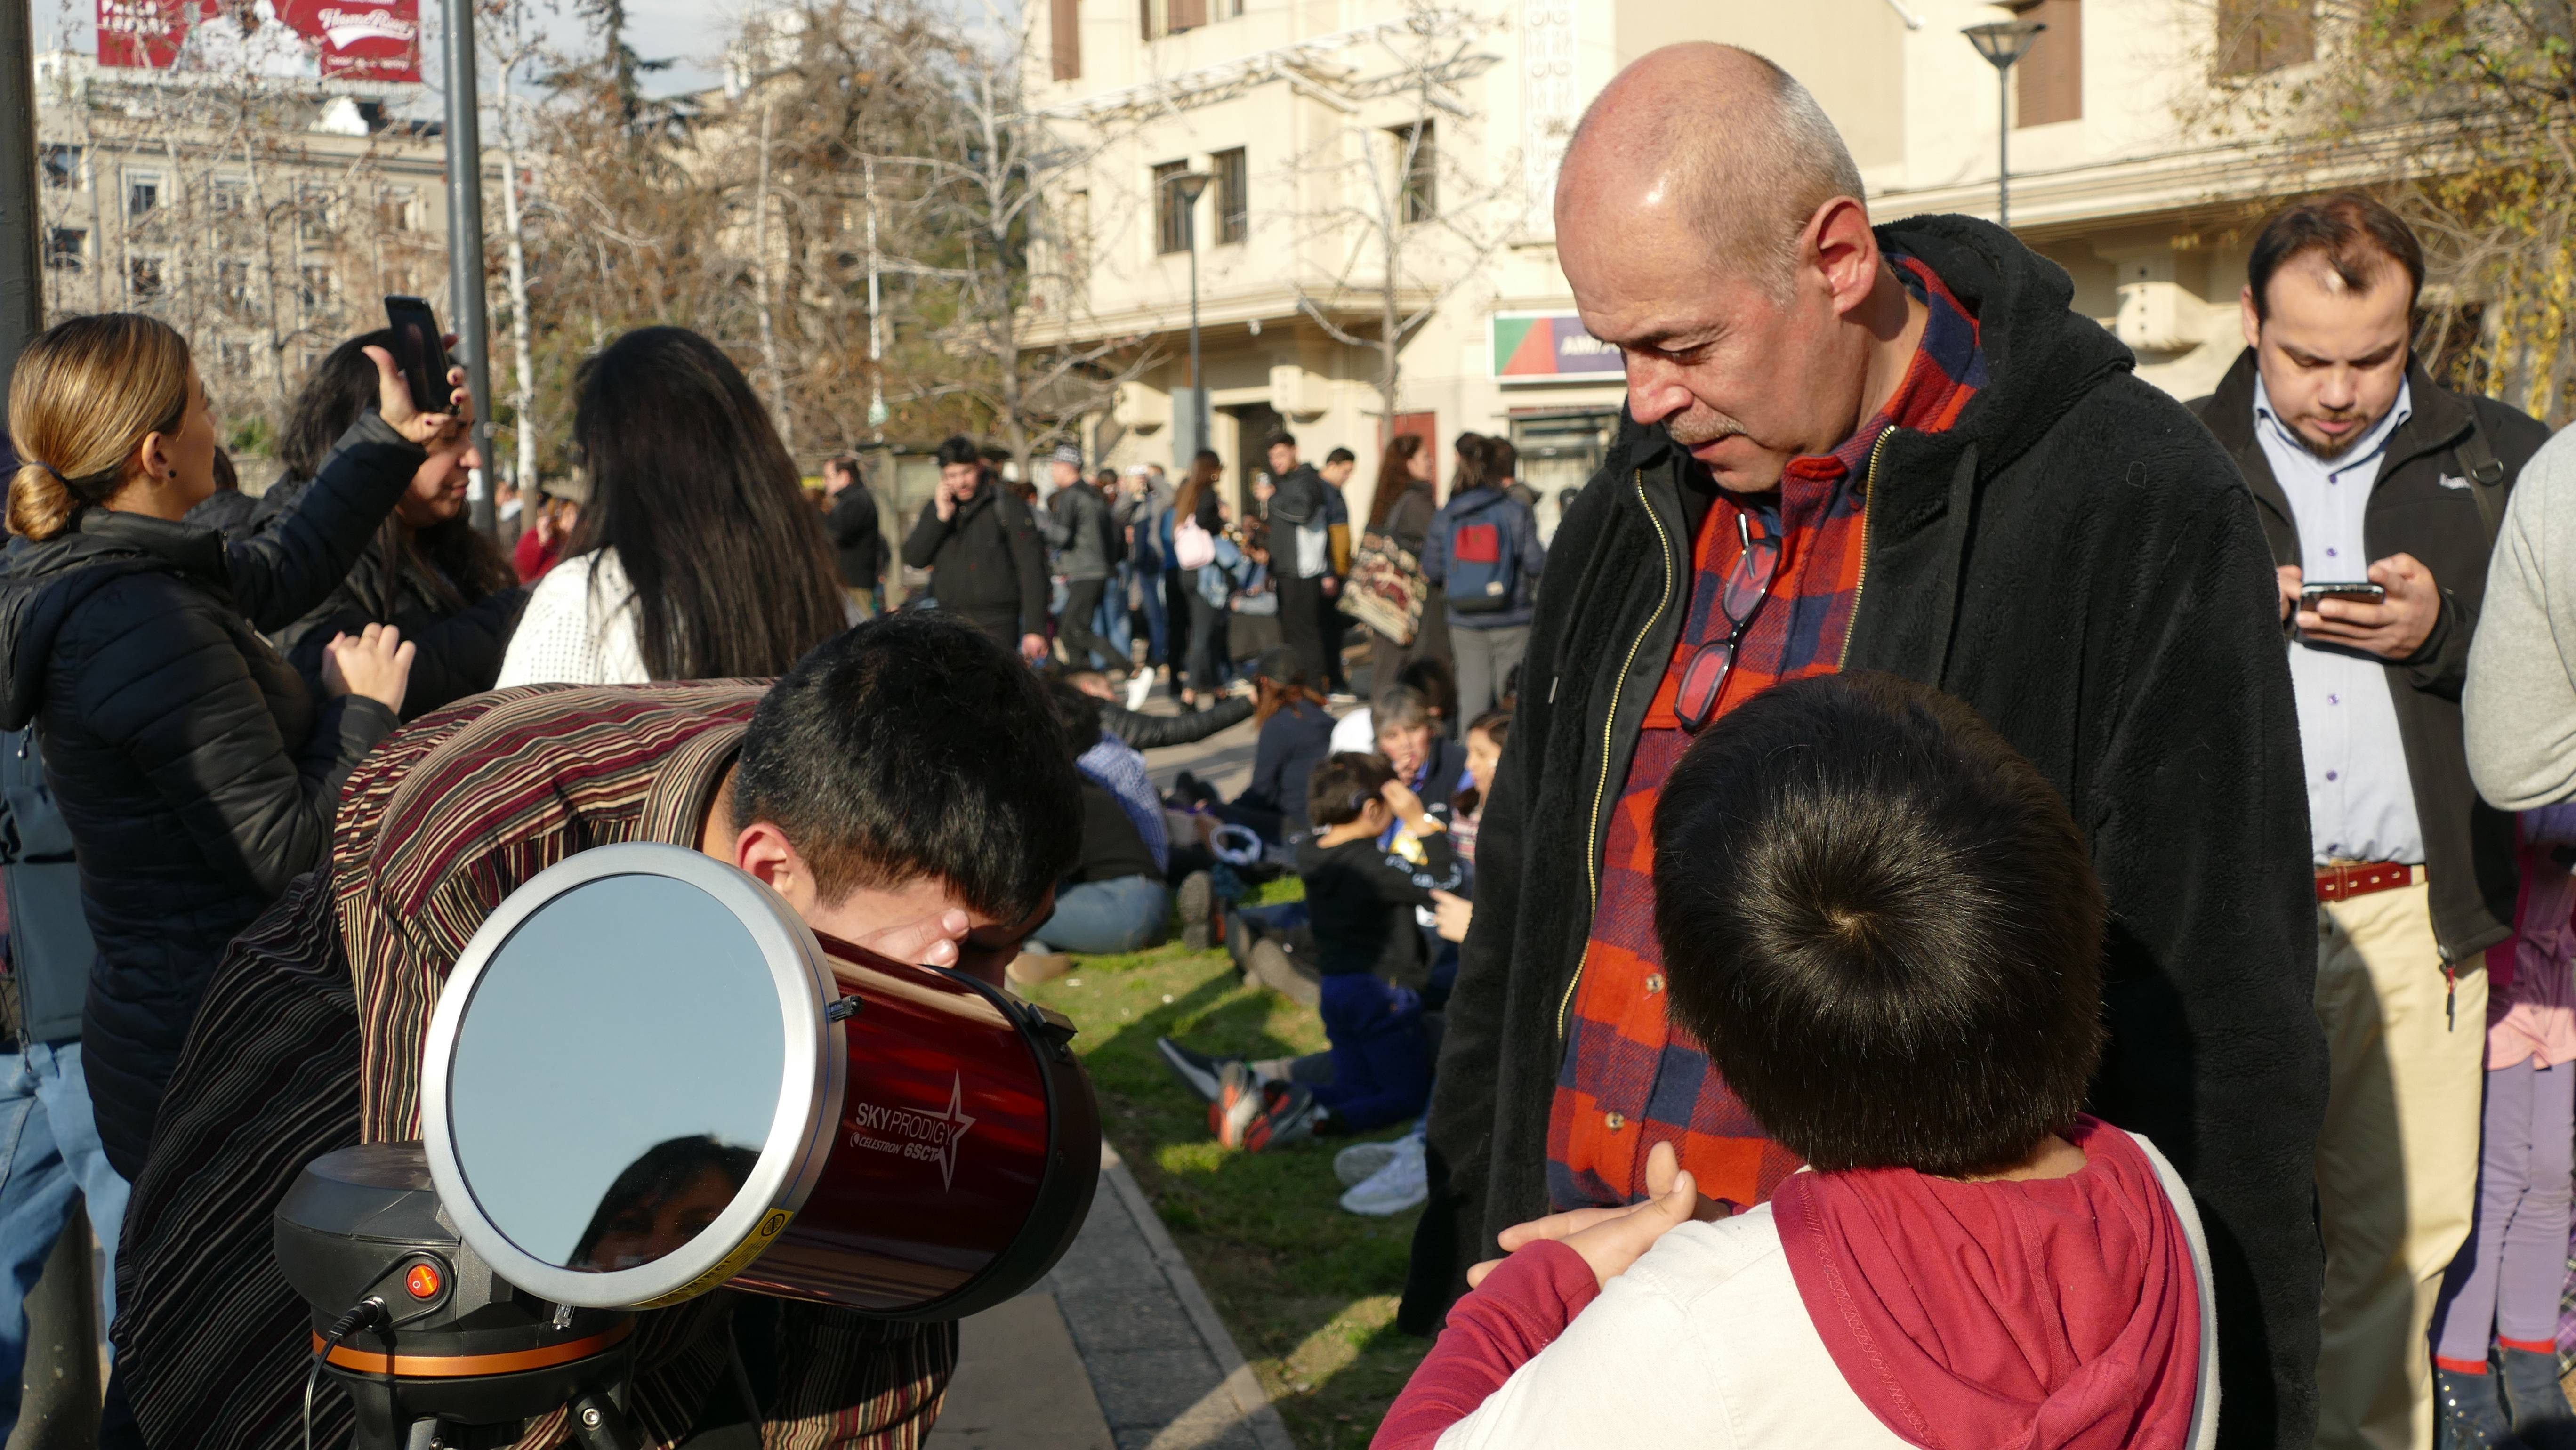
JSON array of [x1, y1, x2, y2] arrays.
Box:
[[1378, 674, 2215, 1450], [106, 613, 1079, 1450], [1212, 752, 1464, 1152]]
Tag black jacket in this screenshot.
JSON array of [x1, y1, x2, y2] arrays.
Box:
[[1410, 216, 2326, 1450], [0, 414, 417, 1175], [1240, 700, 1336, 830], [1298, 828, 1463, 978], [1043, 483, 1117, 582], [1099, 694, 1252, 750], [825, 484, 885, 591], [2192, 351, 2542, 960], [248, 478, 527, 723], [900, 485, 1048, 639]]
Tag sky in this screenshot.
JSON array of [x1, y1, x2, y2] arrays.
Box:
[[33, 0, 741, 99]]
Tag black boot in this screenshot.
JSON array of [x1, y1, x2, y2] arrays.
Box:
[[2440, 1366, 2528, 1450], [2500, 1346, 2576, 1450]]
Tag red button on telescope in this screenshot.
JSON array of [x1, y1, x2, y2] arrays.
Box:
[[405, 1263, 443, 1299]]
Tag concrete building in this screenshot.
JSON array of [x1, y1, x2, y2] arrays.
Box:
[[1021, 0, 2361, 528], [32, 50, 451, 441]]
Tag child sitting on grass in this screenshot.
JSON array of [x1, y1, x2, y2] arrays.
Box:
[[1212, 752, 1465, 1152], [1375, 673, 2217, 1450]]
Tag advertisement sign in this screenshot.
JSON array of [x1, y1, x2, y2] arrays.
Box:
[[97, 0, 421, 82], [1490, 311, 1622, 386]]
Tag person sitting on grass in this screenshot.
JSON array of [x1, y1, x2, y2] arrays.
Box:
[[1011, 681, 1175, 983], [1374, 674, 2216, 1450], [1210, 752, 1465, 1153]]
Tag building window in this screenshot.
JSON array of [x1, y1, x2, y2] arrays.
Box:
[[216, 339, 255, 377], [2216, 0, 2312, 75], [1394, 122, 1436, 224], [128, 255, 165, 299], [377, 186, 418, 233], [1141, 0, 1204, 40], [1153, 160, 1191, 255], [210, 177, 250, 215], [2013, 0, 2081, 126], [217, 258, 254, 313], [299, 264, 334, 317], [1213, 147, 1247, 245], [40, 145, 80, 190], [127, 173, 161, 218], [298, 185, 333, 249], [1051, 0, 1079, 80], [43, 228, 84, 271]]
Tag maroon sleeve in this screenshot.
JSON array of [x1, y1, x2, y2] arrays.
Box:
[[1370, 1241, 1601, 1450]]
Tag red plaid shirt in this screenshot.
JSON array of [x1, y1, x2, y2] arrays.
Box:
[[1546, 256, 1986, 1213]]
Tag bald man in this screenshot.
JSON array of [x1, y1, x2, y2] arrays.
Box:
[[1409, 44, 2324, 1449]]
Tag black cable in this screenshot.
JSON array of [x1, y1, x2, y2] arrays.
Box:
[[305, 1298, 388, 1450]]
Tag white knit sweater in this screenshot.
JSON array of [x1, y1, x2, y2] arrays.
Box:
[[496, 549, 649, 687]]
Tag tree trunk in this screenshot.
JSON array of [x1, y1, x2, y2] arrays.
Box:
[[753, 102, 791, 453]]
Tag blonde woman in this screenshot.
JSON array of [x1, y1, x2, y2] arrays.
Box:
[[0, 313, 455, 1177]]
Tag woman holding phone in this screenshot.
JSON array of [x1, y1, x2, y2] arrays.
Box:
[[243, 331, 525, 720], [0, 312, 455, 1176]]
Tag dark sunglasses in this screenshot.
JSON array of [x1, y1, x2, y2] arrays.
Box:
[[1673, 512, 1782, 733]]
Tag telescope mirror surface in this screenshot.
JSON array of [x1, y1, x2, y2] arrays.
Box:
[[420, 842, 1098, 1318]]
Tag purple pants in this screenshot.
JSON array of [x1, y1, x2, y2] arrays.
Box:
[[2434, 1057, 2576, 1365]]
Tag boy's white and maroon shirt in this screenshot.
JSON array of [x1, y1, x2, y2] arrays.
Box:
[[1380, 1128, 2219, 1450]]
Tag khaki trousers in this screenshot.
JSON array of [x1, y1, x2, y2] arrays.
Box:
[[2312, 877, 2489, 1450]]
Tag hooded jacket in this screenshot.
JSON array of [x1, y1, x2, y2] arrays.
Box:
[[2192, 351, 2544, 960], [900, 482, 1049, 640], [1406, 216, 2325, 1450], [0, 413, 419, 1175]]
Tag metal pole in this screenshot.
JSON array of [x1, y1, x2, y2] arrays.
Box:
[[443, 0, 496, 533], [1996, 65, 2010, 230], [865, 155, 885, 439], [1, 0, 44, 416], [14, 1216, 101, 1450], [1186, 211, 1204, 459]]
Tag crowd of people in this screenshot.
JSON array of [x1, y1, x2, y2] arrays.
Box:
[[2, 32, 2576, 1450]]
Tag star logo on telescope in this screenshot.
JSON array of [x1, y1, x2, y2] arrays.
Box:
[[930, 1074, 976, 1192]]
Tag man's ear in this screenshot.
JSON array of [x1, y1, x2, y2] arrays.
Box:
[[2240, 284, 2262, 352], [1809, 197, 1881, 316], [733, 820, 815, 910]]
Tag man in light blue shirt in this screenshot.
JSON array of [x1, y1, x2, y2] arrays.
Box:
[[2193, 193, 2546, 1450]]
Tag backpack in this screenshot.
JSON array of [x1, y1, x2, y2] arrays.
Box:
[[1442, 501, 1520, 616], [0, 731, 97, 1045]]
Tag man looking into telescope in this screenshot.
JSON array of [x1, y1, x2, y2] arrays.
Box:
[[99, 612, 1079, 1450]]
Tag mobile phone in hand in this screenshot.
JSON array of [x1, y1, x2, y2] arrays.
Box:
[[2299, 581, 2386, 606], [382, 295, 451, 414]]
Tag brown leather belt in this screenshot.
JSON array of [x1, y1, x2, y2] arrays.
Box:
[[2316, 861, 2417, 903]]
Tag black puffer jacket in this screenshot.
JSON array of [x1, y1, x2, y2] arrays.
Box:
[[1409, 216, 2326, 1450], [248, 477, 527, 721], [0, 414, 419, 1176]]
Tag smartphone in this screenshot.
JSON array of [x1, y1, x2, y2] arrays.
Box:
[[382, 295, 452, 414], [2300, 581, 2386, 605]]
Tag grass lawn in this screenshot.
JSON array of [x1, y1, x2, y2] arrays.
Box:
[[1015, 881, 1434, 1450]]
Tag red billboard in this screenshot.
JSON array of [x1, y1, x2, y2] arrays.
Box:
[[97, 0, 422, 82]]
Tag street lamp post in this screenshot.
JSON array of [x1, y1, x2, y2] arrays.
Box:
[[1168, 169, 1213, 464], [1962, 20, 2045, 230], [443, 0, 497, 532]]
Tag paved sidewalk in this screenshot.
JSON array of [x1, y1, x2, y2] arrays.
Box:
[[928, 1140, 1295, 1450]]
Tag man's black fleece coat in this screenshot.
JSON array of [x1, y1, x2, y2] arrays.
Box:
[[1405, 214, 2326, 1450]]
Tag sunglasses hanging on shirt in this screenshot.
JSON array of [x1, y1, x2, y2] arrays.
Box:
[[1673, 511, 1784, 733]]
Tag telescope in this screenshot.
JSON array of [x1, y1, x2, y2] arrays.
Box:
[[273, 844, 1101, 1449]]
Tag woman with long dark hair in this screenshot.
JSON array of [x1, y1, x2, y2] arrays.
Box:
[[239, 331, 524, 719], [1364, 433, 1445, 698], [1157, 450, 1231, 708], [499, 328, 845, 684], [0, 313, 443, 1175]]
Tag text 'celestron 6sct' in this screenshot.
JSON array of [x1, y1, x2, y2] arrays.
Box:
[[418, 842, 1100, 1317]]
